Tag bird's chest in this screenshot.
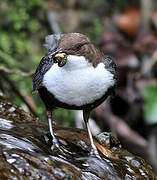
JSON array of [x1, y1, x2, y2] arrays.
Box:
[[42, 58, 114, 106]]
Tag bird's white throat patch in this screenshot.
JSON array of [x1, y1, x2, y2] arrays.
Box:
[[43, 55, 115, 106]]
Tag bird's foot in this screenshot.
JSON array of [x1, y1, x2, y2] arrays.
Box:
[[89, 147, 101, 159], [51, 137, 60, 150], [51, 137, 66, 156]]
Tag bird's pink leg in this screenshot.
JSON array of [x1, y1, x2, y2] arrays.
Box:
[[83, 109, 101, 159]]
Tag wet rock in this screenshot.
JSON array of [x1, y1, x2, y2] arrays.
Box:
[[0, 92, 156, 179]]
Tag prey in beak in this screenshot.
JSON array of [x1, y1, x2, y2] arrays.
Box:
[[55, 53, 67, 67]]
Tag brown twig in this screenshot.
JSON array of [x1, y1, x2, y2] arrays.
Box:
[[0, 66, 34, 77], [94, 103, 148, 148], [104, 110, 148, 148]]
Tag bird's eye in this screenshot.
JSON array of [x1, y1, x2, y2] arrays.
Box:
[[74, 44, 82, 51]]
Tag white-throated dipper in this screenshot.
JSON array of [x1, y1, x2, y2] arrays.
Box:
[[32, 33, 116, 158]]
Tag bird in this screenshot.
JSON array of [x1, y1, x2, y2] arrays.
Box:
[[32, 33, 116, 158]]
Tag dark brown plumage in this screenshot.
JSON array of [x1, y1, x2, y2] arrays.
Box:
[[58, 33, 104, 67]]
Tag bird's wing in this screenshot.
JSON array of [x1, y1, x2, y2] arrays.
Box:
[[32, 54, 54, 92], [32, 34, 64, 92], [103, 55, 117, 96], [103, 55, 117, 78]]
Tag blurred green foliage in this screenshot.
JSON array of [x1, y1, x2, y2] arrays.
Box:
[[88, 19, 103, 40], [142, 86, 157, 125], [0, 0, 44, 100]]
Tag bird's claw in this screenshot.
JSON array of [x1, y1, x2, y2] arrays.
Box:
[[89, 148, 101, 159], [51, 138, 66, 156]]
